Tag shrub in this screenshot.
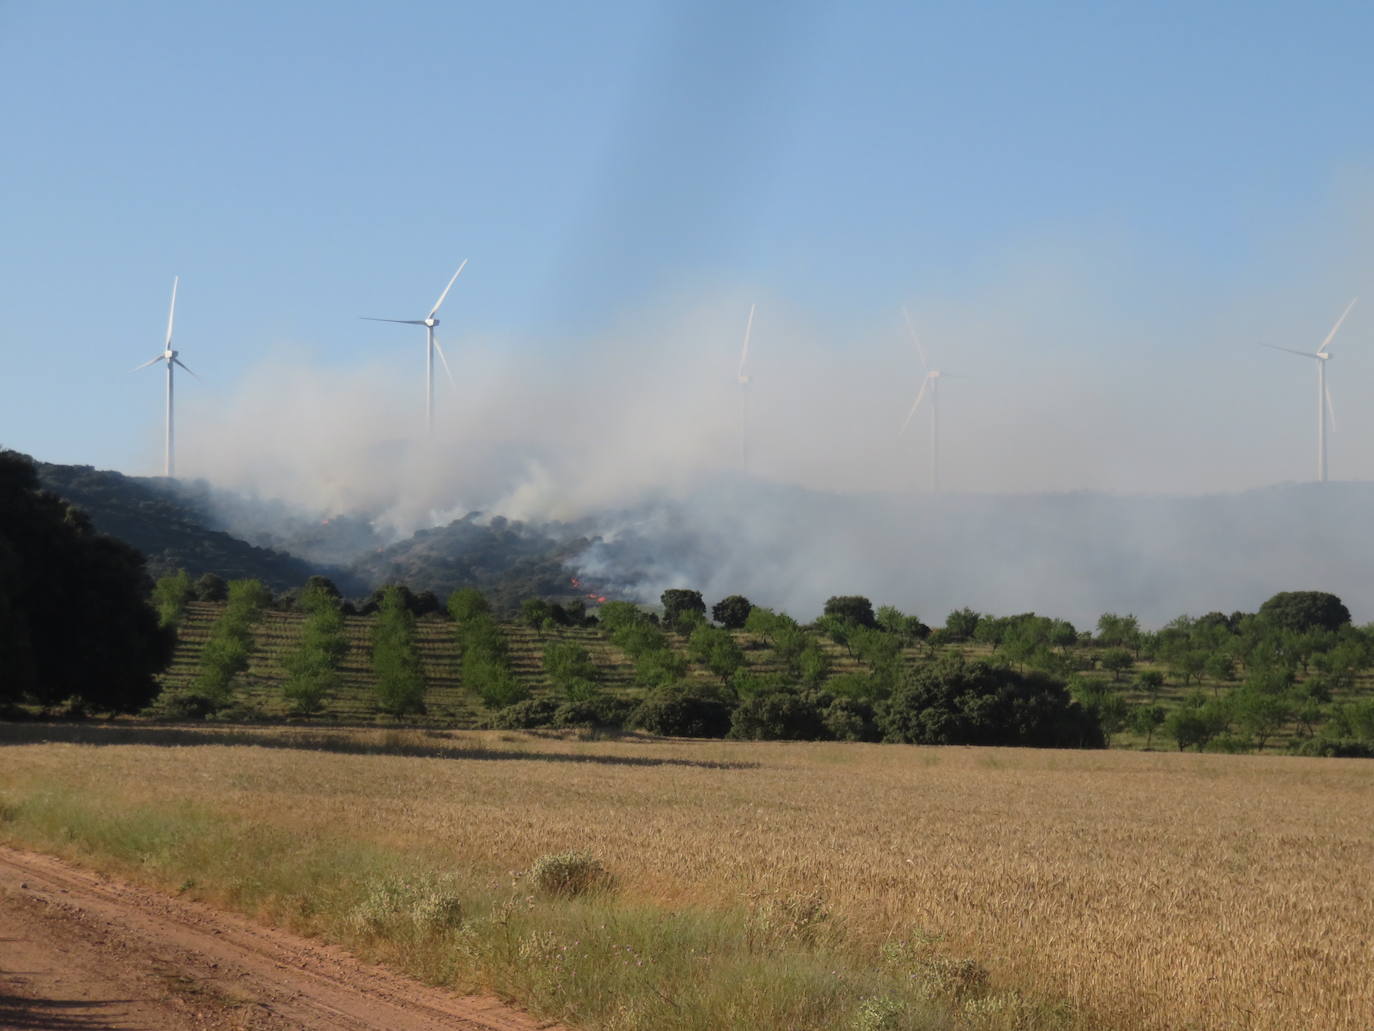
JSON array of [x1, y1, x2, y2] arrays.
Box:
[[551, 694, 637, 730], [729, 689, 830, 741], [529, 851, 613, 898], [632, 684, 734, 738], [484, 697, 560, 729], [879, 655, 1104, 748], [350, 873, 465, 939], [823, 696, 881, 742]]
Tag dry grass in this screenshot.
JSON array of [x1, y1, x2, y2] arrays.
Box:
[[1, 725, 1370, 1029]]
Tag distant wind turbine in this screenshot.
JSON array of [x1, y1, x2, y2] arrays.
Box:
[[133, 276, 197, 477], [738, 303, 755, 473], [898, 306, 957, 493], [361, 260, 468, 434], [1262, 297, 1358, 483]]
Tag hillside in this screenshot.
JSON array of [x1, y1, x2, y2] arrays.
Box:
[[34, 460, 362, 594], [344, 515, 600, 612]]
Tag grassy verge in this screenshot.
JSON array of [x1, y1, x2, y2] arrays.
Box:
[[0, 776, 1074, 1031]]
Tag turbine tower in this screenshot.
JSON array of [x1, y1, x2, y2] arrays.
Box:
[[133, 276, 197, 477], [361, 260, 468, 434], [898, 307, 948, 492], [1263, 297, 1357, 483], [738, 303, 755, 473]]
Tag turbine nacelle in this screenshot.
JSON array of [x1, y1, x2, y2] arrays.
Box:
[[425, 317, 438, 328]]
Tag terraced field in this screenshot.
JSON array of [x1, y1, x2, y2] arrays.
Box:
[[160, 603, 891, 725]]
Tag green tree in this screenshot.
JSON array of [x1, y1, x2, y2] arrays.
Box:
[[660, 588, 706, 631], [879, 655, 1103, 748], [542, 641, 600, 700], [942, 607, 981, 642], [194, 572, 228, 602], [1130, 704, 1166, 748], [447, 587, 491, 623], [1136, 670, 1166, 701], [711, 594, 753, 629], [1099, 647, 1134, 682], [823, 595, 877, 629], [0, 450, 174, 713], [688, 625, 745, 683], [282, 585, 348, 714], [371, 586, 427, 715], [151, 569, 194, 629], [1257, 591, 1351, 633]]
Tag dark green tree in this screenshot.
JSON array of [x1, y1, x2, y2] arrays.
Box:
[[711, 594, 754, 629], [879, 655, 1103, 748], [0, 450, 173, 713], [1257, 591, 1351, 634], [660, 588, 706, 631], [823, 595, 877, 628]]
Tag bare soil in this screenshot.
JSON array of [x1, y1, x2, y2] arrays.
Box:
[[0, 844, 563, 1031]]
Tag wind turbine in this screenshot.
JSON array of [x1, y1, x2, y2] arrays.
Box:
[[133, 276, 197, 477], [361, 260, 468, 434], [898, 307, 950, 492], [738, 303, 755, 473], [1262, 297, 1357, 483]]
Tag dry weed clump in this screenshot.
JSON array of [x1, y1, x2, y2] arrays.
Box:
[[1, 726, 1371, 1031], [529, 850, 614, 898]]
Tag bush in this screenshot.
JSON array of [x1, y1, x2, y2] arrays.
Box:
[[632, 684, 734, 738], [551, 694, 637, 730], [879, 655, 1104, 748], [729, 689, 830, 741], [484, 697, 561, 729], [823, 696, 881, 742], [529, 851, 614, 898]]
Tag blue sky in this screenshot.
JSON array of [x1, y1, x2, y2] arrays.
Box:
[[2, 0, 1372, 500]]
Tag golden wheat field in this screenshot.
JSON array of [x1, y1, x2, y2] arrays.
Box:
[[1, 726, 1370, 1030]]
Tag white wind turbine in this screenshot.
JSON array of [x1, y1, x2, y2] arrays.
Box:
[[898, 306, 952, 492], [1262, 297, 1358, 483], [361, 260, 468, 434], [132, 276, 197, 478], [737, 303, 756, 473]]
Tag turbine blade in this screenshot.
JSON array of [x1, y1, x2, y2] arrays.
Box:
[[901, 306, 929, 370], [899, 376, 931, 435], [738, 303, 756, 380], [173, 356, 200, 380], [1318, 297, 1358, 353], [1325, 383, 1337, 432], [132, 354, 164, 372], [433, 337, 457, 391], [1260, 343, 1320, 359], [428, 259, 468, 318], [360, 317, 427, 324], [165, 276, 178, 349]]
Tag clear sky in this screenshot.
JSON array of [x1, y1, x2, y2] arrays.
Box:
[[2, 0, 1372, 500]]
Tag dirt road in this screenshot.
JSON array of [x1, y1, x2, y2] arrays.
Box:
[[0, 845, 562, 1030]]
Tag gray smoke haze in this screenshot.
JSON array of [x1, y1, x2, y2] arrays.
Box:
[[166, 201, 1374, 627]]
